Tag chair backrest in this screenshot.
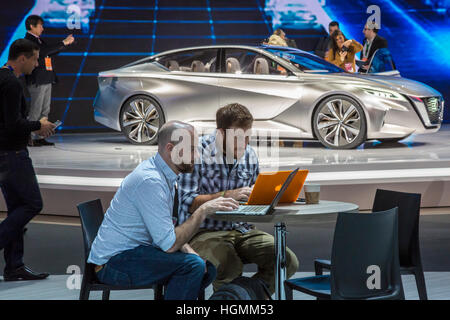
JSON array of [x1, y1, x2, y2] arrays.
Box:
[[77, 199, 104, 261], [167, 60, 179, 71], [330, 209, 404, 300], [372, 189, 422, 267], [254, 58, 269, 74], [226, 57, 241, 73], [191, 60, 205, 72], [367, 48, 397, 74]]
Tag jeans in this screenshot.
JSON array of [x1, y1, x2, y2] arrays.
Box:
[[96, 245, 216, 300], [0, 149, 43, 272], [190, 229, 299, 293]]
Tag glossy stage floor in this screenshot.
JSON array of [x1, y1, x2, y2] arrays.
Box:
[[5, 125, 450, 216]]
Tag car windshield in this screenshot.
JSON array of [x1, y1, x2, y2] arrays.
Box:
[[264, 47, 345, 74]]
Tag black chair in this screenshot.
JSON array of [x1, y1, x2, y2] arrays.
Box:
[[77, 199, 164, 300], [285, 209, 404, 300], [314, 189, 427, 300]]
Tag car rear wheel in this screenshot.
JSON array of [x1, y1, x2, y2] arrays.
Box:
[[313, 95, 367, 149], [120, 95, 164, 145]]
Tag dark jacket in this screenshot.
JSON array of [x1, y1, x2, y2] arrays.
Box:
[[314, 36, 331, 59], [286, 38, 297, 49], [24, 32, 67, 86], [361, 35, 388, 64], [0, 68, 41, 150]]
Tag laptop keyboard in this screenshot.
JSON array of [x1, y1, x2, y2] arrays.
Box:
[[239, 205, 267, 213], [216, 205, 268, 215]]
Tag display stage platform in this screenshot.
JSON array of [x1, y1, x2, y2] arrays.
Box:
[[4, 125, 450, 216]]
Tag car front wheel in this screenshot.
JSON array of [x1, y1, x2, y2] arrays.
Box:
[[120, 95, 164, 145], [313, 95, 367, 149]]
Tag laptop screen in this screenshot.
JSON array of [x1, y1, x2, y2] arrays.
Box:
[[267, 168, 299, 212]]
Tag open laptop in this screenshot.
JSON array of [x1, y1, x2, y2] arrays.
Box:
[[247, 169, 308, 205], [215, 168, 299, 216]]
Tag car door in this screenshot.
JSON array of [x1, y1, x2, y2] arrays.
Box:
[[155, 48, 220, 124], [218, 48, 303, 121]]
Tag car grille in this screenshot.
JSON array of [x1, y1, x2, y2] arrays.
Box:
[[423, 96, 444, 125]]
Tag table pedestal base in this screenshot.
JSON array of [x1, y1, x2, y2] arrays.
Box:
[[274, 222, 287, 300]]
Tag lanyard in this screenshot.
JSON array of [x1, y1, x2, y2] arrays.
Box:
[[3, 64, 22, 77], [364, 39, 373, 58], [2, 64, 14, 72]]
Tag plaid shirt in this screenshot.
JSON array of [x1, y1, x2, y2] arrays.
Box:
[[178, 132, 260, 231]]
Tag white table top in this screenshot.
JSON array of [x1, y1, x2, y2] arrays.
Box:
[[211, 200, 359, 224]]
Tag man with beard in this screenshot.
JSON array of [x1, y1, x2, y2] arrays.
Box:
[[88, 121, 239, 300]]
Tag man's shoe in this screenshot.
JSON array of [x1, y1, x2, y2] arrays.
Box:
[[3, 265, 50, 281], [37, 139, 54, 146], [28, 139, 41, 147]]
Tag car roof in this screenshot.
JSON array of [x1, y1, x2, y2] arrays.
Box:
[[153, 44, 310, 56], [125, 44, 313, 68]]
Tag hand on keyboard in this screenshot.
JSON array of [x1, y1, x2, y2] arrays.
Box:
[[198, 197, 239, 216]]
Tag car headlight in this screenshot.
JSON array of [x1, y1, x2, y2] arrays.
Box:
[[361, 88, 405, 101]]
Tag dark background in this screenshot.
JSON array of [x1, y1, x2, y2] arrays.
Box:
[[1, 0, 449, 133]]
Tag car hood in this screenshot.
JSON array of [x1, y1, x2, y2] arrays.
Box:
[[338, 73, 442, 97]]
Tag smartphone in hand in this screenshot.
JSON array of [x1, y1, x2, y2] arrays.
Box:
[[53, 120, 62, 128]]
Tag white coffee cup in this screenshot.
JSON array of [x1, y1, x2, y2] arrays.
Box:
[[304, 184, 320, 204]]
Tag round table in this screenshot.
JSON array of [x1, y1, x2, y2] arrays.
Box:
[[212, 200, 359, 300]]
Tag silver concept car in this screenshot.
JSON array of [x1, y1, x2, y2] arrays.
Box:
[[93, 45, 444, 149]]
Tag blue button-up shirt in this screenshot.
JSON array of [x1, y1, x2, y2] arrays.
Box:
[[88, 153, 178, 265]]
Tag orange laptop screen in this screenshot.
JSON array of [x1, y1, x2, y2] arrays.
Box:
[[246, 170, 309, 205]]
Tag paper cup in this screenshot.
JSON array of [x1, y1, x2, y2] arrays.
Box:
[[304, 184, 320, 204]]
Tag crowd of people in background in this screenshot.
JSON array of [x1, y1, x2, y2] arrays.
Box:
[[264, 20, 389, 74]]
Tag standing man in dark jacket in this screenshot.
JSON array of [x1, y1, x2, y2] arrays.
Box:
[[314, 21, 339, 59], [0, 39, 56, 280], [360, 22, 388, 72], [24, 15, 74, 146]]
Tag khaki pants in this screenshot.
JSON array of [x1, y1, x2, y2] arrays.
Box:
[[189, 229, 299, 294], [27, 83, 52, 140]]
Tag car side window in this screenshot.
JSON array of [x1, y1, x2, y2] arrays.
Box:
[[156, 49, 218, 73], [224, 49, 288, 76]]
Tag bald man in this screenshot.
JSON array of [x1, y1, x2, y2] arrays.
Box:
[[88, 121, 239, 300]]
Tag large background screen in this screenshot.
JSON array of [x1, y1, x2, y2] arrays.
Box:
[[1, 0, 449, 132]]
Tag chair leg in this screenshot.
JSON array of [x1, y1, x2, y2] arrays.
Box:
[[284, 283, 294, 300], [198, 289, 205, 300], [314, 263, 323, 276], [79, 284, 90, 300], [413, 267, 428, 300], [154, 284, 164, 300], [79, 274, 90, 300], [102, 290, 110, 300]]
